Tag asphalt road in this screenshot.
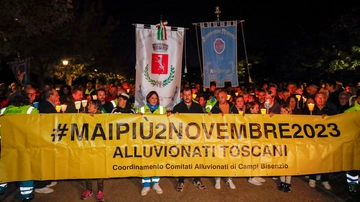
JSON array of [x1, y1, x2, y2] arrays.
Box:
[[0, 176, 347, 202]]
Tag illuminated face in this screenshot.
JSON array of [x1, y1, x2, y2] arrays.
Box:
[[183, 90, 192, 104], [199, 97, 205, 106], [339, 95, 348, 106], [218, 92, 227, 105], [72, 90, 83, 101], [235, 97, 245, 108], [289, 97, 297, 109], [248, 95, 255, 102], [26, 88, 36, 104], [315, 93, 326, 106], [288, 84, 296, 94], [87, 101, 98, 113], [210, 85, 216, 92], [269, 87, 277, 94], [265, 94, 274, 105], [97, 91, 106, 103], [250, 104, 259, 114], [148, 94, 158, 106], [50, 89, 60, 105], [258, 92, 265, 102], [117, 97, 127, 108], [243, 94, 249, 102]]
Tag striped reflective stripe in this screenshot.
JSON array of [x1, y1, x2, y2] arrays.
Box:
[[152, 177, 160, 183], [346, 174, 358, 183], [110, 101, 116, 108], [142, 178, 151, 183], [0, 108, 6, 115], [141, 107, 145, 114], [0, 183, 7, 188], [20, 187, 33, 195], [26, 106, 34, 114]]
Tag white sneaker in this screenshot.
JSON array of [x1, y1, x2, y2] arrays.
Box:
[[309, 179, 316, 188], [152, 183, 163, 194], [316, 175, 321, 181], [248, 178, 262, 186], [322, 181, 331, 190], [215, 178, 221, 189], [254, 177, 266, 183], [226, 179, 236, 189], [141, 187, 150, 196], [46, 181, 57, 188], [35, 187, 54, 194]]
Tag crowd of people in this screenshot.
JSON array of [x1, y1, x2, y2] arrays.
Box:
[[0, 79, 359, 201]]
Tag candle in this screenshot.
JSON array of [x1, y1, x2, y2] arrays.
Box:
[[261, 108, 266, 115], [235, 92, 239, 97], [75, 101, 81, 113], [192, 94, 197, 99], [227, 95, 231, 100], [55, 105, 61, 113], [61, 104, 67, 113]]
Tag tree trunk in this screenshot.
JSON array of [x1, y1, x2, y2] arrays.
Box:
[[66, 74, 72, 86]]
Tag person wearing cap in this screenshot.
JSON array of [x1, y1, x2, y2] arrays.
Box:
[[0, 90, 38, 201], [111, 93, 135, 114], [136, 91, 166, 196], [344, 89, 360, 193]]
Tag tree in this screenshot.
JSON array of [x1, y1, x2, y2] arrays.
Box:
[[0, 0, 72, 56]]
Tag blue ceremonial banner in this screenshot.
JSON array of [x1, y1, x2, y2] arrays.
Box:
[[201, 21, 238, 88]]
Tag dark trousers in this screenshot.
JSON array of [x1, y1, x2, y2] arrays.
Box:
[[85, 179, 104, 191], [178, 177, 200, 183], [310, 174, 329, 182], [35, 181, 51, 189]]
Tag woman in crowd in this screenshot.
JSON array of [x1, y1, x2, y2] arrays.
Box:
[[59, 84, 72, 104], [81, 99, 105, 202], [136, 91, 167, 196], [245, 101, 266, 186], [111, 93, 135, 114], [234, 96, 246, 113], [287, 95, 302, 114]]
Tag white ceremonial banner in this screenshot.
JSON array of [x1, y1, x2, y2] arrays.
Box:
[[134, 24, 184, 110]]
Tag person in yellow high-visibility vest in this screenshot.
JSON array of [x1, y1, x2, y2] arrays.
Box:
[[205, 89, 220, 112], [136, 91, 166, 196], [0, 90, 38, 201]]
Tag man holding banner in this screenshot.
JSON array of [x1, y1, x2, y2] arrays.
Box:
[[172, 88, 206, 192]]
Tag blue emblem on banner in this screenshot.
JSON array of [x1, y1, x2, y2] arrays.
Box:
[[201, 21, 238, 87]]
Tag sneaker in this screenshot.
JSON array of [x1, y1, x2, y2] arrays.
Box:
[[46, 181, 57, 188], [248, 178, 262, 186], [321, 181, 331, 190], [309, 179, 316, 188], [96, 190, 104, 202], [272, 177, 278, 180], [81, 189, 93, 200], [194, 180, 206, 190], [226, 179, 236, 189], [349, 183, 358, 193], [254, 177, 266, 183], [283, 183, 291, 192], [278, 182, 285, 191], [176, 182, 184, 192], [141, 187, 150, 196], [22, 194, 34, 202], [215, 178, 221, 189], [35, 187, 54, 194], [152, 183, 163, 194]]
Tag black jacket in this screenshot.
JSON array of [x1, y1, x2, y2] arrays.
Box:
[[38, 100, 57, 113], [210, 101, 238, 114], [173, 101, 204, 113]]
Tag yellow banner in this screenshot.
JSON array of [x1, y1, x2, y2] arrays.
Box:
[[1, 112, 360, 182]]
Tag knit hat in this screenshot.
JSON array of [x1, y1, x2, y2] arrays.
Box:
[[118, 93, 129, 100]]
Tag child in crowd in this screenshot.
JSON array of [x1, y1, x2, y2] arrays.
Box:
[[273, 104, 293, 192], [245, 102, 266, 185], [81, 100, 105, 202]]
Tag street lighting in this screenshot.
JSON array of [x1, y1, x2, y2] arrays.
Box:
[[62, 60, 69, 66]]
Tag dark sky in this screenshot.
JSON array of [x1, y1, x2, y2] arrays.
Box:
[[102, 1, 358, 67]]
